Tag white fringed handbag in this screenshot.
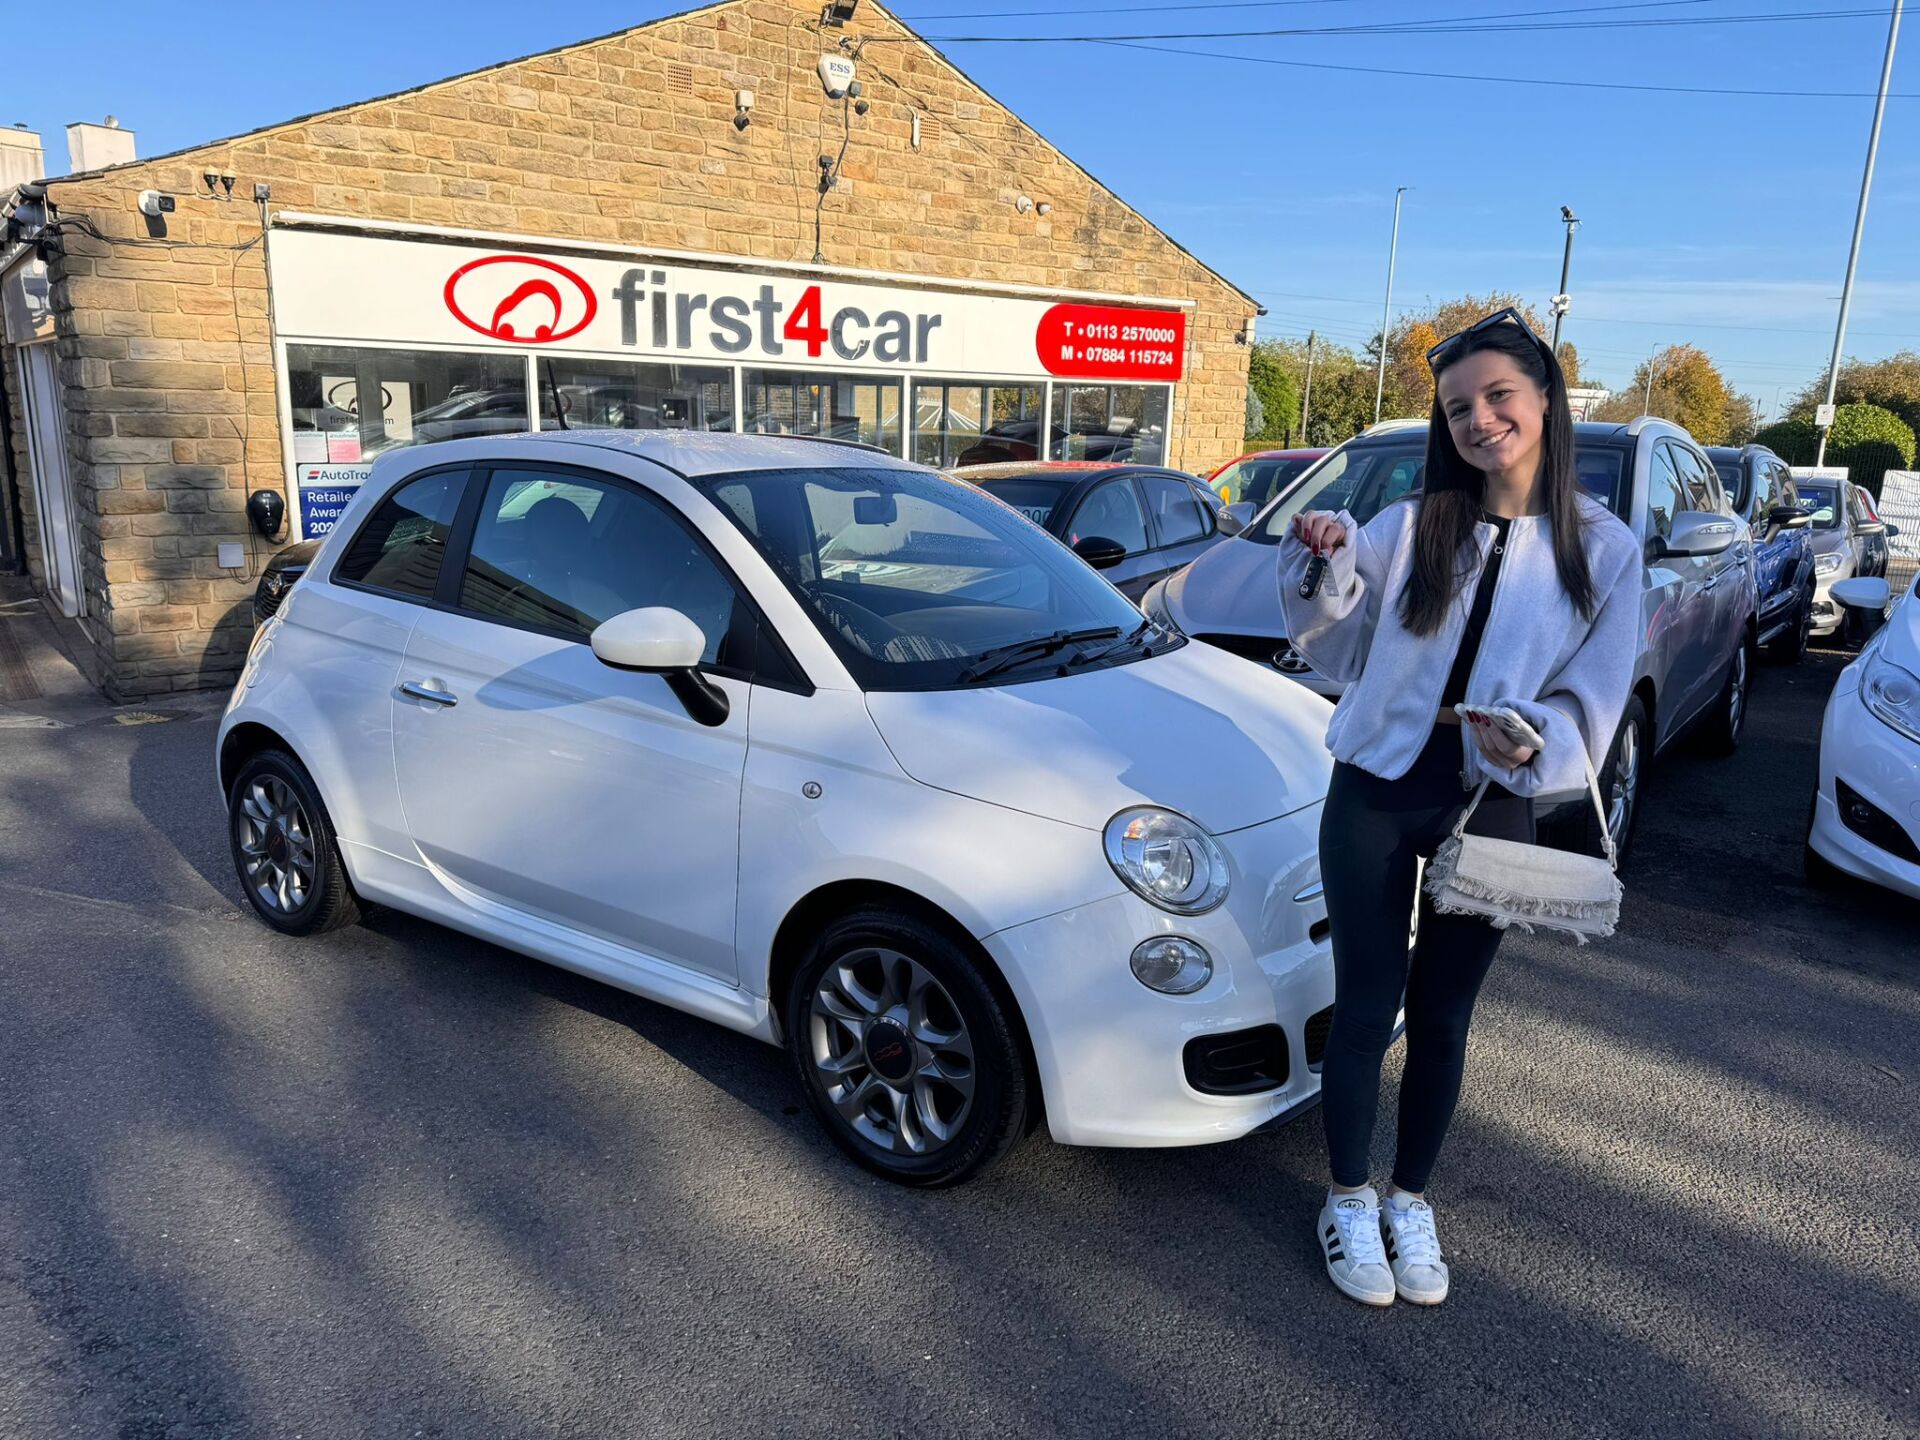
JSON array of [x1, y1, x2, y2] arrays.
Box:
[[1423, 745, 1622, 944]]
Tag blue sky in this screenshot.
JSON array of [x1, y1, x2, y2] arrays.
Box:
[[6, 0, 1914, 410]]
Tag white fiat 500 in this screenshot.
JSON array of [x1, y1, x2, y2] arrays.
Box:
[[220, 432, 1337, 1185]]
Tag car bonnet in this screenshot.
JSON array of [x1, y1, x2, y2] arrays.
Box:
[[862, 639, 1334, 833]]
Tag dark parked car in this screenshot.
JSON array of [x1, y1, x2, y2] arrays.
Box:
[[1706, 444, 1815, 662], [253, 540, 321, 623], [953, 462, 1239, 602]]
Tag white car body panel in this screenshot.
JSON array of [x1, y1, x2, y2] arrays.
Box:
[[1809, 598, 1920, 901]]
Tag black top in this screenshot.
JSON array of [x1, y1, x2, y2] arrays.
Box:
[[1440, 513, 1513, 709]]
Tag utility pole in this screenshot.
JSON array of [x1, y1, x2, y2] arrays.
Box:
[[1373, 187, 1408, 425], [1643, 346, 1659, 415], [1300, 330, 1317, 444], [1550, 206, 1579, 354], [1816, 0, 1903, 467]]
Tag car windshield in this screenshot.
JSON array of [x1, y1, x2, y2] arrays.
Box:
[[702, 465, 1168, 689], [973, 477, 1073, 529], [1245, 435, 1631, 543], [1213, 455, 1315, 508], [1798, 483, 1841, 529]]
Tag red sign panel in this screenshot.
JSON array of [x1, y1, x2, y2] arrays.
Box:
[[1036, 304, 1186, 382], [443, 254, 597, 344]]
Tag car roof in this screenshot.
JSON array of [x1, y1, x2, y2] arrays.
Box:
[[951, 462, 1177, 483], [1225, 448, 1327, 461], [1340, 420, 1648, 449], [467, 429, 918, 479]]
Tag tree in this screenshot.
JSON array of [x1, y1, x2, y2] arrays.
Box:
[[1374, 293, 1556, 420], [1243, 343, 1298, 443], [1557, 341, 1587, 389], [1788, 351, 1920, 439], [1589, 343, 1757, 444], [1753, 418, 1819, 464], [1257, 336, 1375, 445]]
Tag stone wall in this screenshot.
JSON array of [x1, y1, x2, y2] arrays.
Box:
[[40, 0, 1254, 697]]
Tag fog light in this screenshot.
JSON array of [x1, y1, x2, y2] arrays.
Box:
[[1129, 936, 1212, 995]]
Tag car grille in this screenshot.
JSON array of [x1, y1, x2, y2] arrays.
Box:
[[1182, 1025, 1290, 1096], [1303, 1004, 1335, 1070], [1195, 632, 1312, 674]]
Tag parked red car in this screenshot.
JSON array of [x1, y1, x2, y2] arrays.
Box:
[[1207, 448, 1327, 511]]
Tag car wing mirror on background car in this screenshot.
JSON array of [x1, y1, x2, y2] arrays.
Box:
[[1768, 505, 1812, 530], [1856, 520, 1887, 537], [1220, 502, 1254, 535], [1830, 577, 1892, 648], [590, 607, 730, 727], [1072, 535, 1128, 570], [1655, 511, 1738, 559]]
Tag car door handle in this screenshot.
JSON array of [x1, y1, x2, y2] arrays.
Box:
[[399, 680, 458, 707]]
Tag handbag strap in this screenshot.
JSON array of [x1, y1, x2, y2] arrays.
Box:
[[1449, 739, 1618, 872]]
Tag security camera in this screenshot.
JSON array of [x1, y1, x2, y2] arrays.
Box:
[[853, 99, 869, 116], [818, 154, 835, 170], [138, 190, 176, 217], [204, 170, 220, 194]]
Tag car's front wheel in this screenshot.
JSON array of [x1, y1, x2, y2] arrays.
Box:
[[786, 908, 1029, 1187], [1580, 694, 1648, 862], [227, 749, 360, 936]]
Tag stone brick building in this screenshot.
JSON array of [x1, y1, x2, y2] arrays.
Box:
[[0, 0, 1257, 700]]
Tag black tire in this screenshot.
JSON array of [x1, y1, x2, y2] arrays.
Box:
[[785, 907, 1029, 1187], [1766, 591, 1812, 664], [227, 748, 361, 936], [1580, 694, 1649, 862], [1699, 637, 1752, 756]]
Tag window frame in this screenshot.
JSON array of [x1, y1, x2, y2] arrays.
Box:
[[330, 458, 810, 693], [327, 462, 477, 606], [1138, 470, 1212, 551], [1063, 475, 1152, 555], [1644, 440, 1685, 543]]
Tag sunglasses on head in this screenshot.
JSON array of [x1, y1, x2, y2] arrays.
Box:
[[1426, 306, 1554, 372]]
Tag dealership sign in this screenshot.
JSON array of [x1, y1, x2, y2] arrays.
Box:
[[270, 229, 1187, 383]]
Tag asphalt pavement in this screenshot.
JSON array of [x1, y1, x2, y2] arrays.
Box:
[[1, 643, 1916, 1439]]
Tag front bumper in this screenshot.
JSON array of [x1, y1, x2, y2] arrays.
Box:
[[983, 804, 1337, 1147], [1809, 671, 1920, 902], [1811, 568, 1851, 635]]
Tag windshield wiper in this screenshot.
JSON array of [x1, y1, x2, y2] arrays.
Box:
[[1066, 618, 1162, 668], [959, 626, 1122, 683]]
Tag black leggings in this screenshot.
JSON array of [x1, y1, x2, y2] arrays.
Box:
[[1318, 726, 1534, 1193]]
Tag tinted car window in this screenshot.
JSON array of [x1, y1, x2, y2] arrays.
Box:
[[1067, 479, 1150, 554], [1646, 444, 1684, 542], [1215, 456, 1315, 508], [1671, 444, 1721, 514], [459, 467, 737, 662], [1143, 474, 1208, 547], [976, 477, 1072, 530], [335, 468, 466, 599]]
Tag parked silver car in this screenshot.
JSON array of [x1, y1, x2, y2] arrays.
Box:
[[1799, 475, 1900, 637], [1142, 417, 1757, 857]]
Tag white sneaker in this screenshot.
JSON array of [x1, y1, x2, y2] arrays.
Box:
[[1318, 1187, 1395, 1307], [1380, 1193, 1450, 1305]]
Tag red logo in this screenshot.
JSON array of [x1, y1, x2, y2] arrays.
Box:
[[443, 254, 597, 344], [1036, 303, 1186, 382]]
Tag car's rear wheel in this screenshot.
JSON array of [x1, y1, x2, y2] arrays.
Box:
[[227, 749, 360, 936], [786, 908, 1029, 1187], [1699, 639, 1751, 755], [1579, 695, 1648, 862]]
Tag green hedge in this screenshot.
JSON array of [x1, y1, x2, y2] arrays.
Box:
[[1828, 402, 1916, 462], [1753, 418, 1818, 465]]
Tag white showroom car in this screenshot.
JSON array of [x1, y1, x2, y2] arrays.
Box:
[[1806, 577, 1920, 902], [218, 431, 1340, 1185]]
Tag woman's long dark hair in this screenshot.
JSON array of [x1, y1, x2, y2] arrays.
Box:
[[1398, 320, 1596, 636]]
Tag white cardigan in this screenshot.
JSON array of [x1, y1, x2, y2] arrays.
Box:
[[1279, 493, 1641, 797]]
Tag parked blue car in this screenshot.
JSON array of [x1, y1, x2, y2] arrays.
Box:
[[1706, 445, 1816, 663]]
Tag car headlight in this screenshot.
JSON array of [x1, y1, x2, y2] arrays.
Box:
[[1815, 552, 1844, 575], [1104, 807, 1230, 914], [1860, 649, 1920, 745]]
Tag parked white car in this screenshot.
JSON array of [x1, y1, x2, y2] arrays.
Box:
[[218, 432, 1340, 1185], [1806, 577, 1920, 902]]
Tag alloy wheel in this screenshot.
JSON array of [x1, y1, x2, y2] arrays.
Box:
[[808, 947, 976, 1156], [1726, 646, 1749, 741], [233, 775, 317, 916], [1608, 719, 1641, 854]]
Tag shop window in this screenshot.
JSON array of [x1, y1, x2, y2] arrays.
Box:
[[286, 345, 529, 463], [1053, 384, 1170, 466], [534, 357, 734, 433], [743, 369, 902, 454], [911, 380, 1045, 469]]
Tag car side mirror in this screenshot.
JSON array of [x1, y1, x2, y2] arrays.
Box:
[[1221, 501, 1255, 535], [1072, 534, 1128, 570], [590, 607, 729, 726], [1831, 576, 1892, 647], [1888, 522, 1902, 538], [1657, 511, 1738, 558], [1856, 520, 1887, 537], [1768, 505, 1811, 530]]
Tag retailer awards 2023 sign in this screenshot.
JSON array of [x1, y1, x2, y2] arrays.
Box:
[[269, 227, 1189, 531]]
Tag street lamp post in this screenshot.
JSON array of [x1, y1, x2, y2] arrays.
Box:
[[1815, 0, 1904, 467], [1643, 345, 1659, 416], [1373, 186, 1408, 425], [1551, 206, 1579, 355]]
